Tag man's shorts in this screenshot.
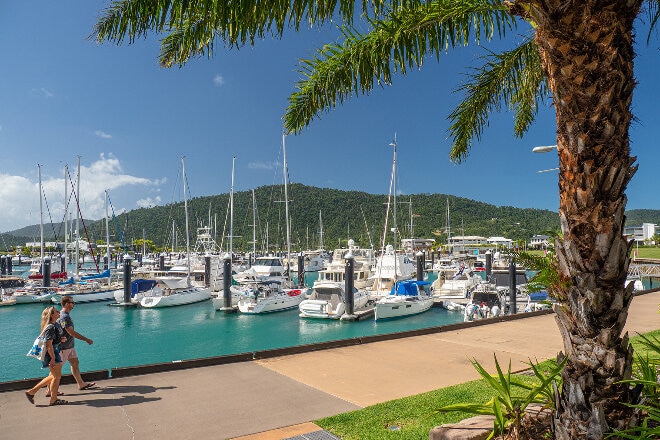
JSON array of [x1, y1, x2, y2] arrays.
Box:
[[60, 348, 79, 363]]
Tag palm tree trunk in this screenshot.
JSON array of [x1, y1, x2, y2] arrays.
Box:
[[524, 1, 642, 438]]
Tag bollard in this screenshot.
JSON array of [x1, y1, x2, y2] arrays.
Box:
[[416, 251, 425, 282], [159, 254, 165, 271], [103, 255, 109, 270], [220, 253, 234, 312], [43, 258, 51, 288], [204, 254, 211, 288], [509, 260, 517, 314], [123, 255, 133, 304], [342, 252, 356, 320], [485, 251, 492, 281], [297, 253, 305, 288]]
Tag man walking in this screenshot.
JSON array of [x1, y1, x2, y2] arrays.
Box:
[[56, 295, 95, 391]]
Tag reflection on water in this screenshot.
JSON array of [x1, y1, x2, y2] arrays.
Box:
[[3, 271, 465, 383]]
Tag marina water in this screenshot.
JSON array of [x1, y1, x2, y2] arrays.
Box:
[[3, 271, 467, 383]]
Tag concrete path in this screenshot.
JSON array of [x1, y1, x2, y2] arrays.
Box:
[[1, 291, 657, 440]]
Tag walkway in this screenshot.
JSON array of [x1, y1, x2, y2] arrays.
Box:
[[0, 291, 657, 439]]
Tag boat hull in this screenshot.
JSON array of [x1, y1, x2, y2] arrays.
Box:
[[52, 288, 120, 304], [238, 288, 307, 314], [374, 297, 433, 320], [140, 287, 211, 308]]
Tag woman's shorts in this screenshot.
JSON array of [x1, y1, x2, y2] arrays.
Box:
[[42, 344, 62, 368]]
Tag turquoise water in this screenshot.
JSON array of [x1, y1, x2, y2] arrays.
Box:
[[3, 270, 466, 383]]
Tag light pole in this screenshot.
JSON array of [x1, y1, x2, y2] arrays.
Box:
[[533, 144, 559, 173]]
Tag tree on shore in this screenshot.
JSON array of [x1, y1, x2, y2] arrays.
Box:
[[92, 1, 659, 438]]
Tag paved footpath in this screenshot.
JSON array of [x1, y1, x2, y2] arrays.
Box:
[[1, 291, 657, 440]]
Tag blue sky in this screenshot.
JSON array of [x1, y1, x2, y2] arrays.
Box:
[[1, 1, 658, 233]]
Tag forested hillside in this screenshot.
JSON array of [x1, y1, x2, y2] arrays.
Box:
[[2, 184, 657, 252]]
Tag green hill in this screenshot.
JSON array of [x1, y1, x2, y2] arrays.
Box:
[[1, 184, 657, 253]]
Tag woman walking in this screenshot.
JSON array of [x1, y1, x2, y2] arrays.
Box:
[[25, 306, 68, 406]]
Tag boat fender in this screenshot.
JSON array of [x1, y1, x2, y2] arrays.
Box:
[[287, 289, 301, 297]]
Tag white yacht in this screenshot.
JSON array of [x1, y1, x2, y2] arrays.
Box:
[[374, 280, 433, 320], [299, 281, 370, 319], [431, 264, 482, 299], [140, 276, 211, 308], [237, 280, 307, 314]]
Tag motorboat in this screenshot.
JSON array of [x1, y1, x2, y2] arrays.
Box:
[[431, 264, 482, 299], [237, 280, 307, 314], [299, 281, 370, 319], [234, 256, 287, 284], [315, 248, 374, 290], [374, 280, 433, 320], [140, 276, 211, 308]]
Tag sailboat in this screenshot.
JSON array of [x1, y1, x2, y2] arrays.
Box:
[[367, 136, 416, 300], [140, 157, 212, 308], [237, 135, 308, 314], [372, 136, 433, 319], [54, 185, 123, 304]]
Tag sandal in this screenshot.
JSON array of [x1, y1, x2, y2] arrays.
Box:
[[49, 399, 69, 406], [45, 391, 64, 397], [80, 382, 95, 390], [25, 392, 35, 404]]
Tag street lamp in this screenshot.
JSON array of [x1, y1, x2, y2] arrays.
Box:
[[533, 144, 559, 173]]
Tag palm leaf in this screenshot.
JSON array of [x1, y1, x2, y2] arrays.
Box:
[[284, 0, 516, 133], [448, 37, 548, 162]]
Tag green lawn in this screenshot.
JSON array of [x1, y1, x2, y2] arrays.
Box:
[[633, 247, 660, 259], [316, 331, 660, 439]]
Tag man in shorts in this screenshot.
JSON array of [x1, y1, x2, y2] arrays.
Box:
[[55, 295, 95, 392]]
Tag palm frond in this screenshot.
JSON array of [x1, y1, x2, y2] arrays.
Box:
[[92, 0, 388, 56], [284, 0, 515, 133], [448, 36, 548, 162], [646, 0, 660, 44]]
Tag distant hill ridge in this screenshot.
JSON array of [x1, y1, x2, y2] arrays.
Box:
[[1, 184, 657, 251]]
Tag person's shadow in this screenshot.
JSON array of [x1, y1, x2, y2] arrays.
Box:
[[61, 384, 176, 408]]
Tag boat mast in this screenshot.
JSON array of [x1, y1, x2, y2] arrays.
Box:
[[229, 157, 235, 261], [105, 190, 110, 278], [282, 134, 291, 280], [38, 164, 44, 271], [181, 156, 191, 280], [446, 197, 451, 254], [63, 164, 68, 273], [252, 189, 256, 257], [75, 157, 80, 278], [390, 135, 398, 282], [318, 211, 324, 251]]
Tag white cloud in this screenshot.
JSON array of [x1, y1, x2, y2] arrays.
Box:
[[248, 160, 280, 170], [213, 75, 225, 86], [31, 87, 54, 98], [95, 130, 112, 139], [136, 196, 162, 208], [0, 154, 163, 233]]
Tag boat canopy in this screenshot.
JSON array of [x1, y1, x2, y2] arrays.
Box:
[[390, 280, 431, 296], [59, 277, 75, 285], [81, 269, 111, 280]]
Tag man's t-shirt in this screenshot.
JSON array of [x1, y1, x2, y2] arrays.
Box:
[[57, 310, 75, 350]]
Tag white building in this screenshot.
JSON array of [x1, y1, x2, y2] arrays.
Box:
[[486, 236, 513, 249], [624, 223, 657, 244], [448, 236, 487, 247], [530, 234, 551, 249]]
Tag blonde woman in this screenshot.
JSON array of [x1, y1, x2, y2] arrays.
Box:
[[25, 306, 68, 406]]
